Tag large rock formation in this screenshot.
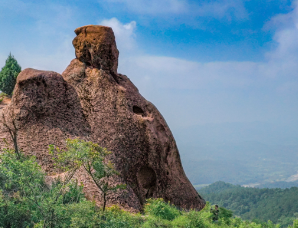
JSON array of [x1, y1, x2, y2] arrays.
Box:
[[0, 25, 205, 212]]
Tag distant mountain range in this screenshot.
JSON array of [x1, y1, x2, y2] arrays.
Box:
[[173, 121, 298, 187]]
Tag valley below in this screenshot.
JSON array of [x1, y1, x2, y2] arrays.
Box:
[[175, 121, 298, 188]]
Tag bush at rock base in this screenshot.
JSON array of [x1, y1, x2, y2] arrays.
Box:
[[144, 198, 181, 221], [0, 146, 297, 227]]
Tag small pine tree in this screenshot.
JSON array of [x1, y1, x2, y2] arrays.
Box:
[[0, 53, 21, 96]]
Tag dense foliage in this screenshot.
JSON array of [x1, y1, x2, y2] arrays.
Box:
[[0, 53, 21, 95], [1, 142, 298, 227], [0, 148, 91, 227], [199, 181, 298, 227]]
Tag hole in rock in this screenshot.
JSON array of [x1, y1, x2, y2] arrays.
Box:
[[133, 106, 144, 115], [137, 166, 156, 195], [166, 145, 170, 153], [42, 79, 47, 87]]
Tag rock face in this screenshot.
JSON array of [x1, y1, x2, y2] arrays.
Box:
[[0, 25, 205, 212]]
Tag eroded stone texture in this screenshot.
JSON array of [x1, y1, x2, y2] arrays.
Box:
[[0, 69, 91, 172], [0, 25, 205, 212], [72, 25, 119, 76]]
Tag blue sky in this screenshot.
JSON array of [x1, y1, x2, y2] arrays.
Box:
[[1, 0, 298, 131]]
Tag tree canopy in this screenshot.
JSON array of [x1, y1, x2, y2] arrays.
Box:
[[0, 53, 21, 96], [0, 146, 297, 227], [199, 181, 298, 227], [49, 139, 126, 211]]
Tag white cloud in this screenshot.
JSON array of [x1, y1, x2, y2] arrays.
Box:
[[100, 18, 137, 53], [265, 2, 298, 64], [100, 0, 247, 19], [105, 3, 298, 126], [101, 0, 187, 15], [99, 19, 263, 91], [195, 0, 248, 19], [115, 0, 298, 93], [120, 56, 261, 91]]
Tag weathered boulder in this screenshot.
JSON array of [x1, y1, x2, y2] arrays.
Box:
[[0, 68, 91, 171], [0, 25, 205, 212], [72, 25, 119, 76]]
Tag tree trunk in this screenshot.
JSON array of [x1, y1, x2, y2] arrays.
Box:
[[103, 193, 106, 211]]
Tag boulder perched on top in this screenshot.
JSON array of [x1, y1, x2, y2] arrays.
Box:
[[72, 25, 119, 76], [0, 25, 205, 212]]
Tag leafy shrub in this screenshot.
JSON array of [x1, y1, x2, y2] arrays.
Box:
[[171, 215, 194, 228], [141, 216, 172, 228], [100, 205, 143, 227], [70, 204, 143, 228], [291, 219, 298, 228], [49, 139, 126, 212], [0, 92, 7, 103], [144, 198, 181, 221], [219, 206, 233, 225], [183, 207, 210, 228], [0, 141, 294, 227], [0, 148, 90, 227]]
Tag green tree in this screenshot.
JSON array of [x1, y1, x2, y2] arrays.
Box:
[[0, 148, 88, 227], [200, 181, 298, 227], [49, 139, 126, 211], [0, 53, 21, 96]]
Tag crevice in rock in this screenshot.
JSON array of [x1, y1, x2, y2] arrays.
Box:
[[110, 71, 119, 83], [85, 50, 92, 67]]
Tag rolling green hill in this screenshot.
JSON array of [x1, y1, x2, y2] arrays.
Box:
[[199, 181, 298, 227]]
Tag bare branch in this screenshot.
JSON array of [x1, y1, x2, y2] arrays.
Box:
[[1, 111, 20, 159]]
